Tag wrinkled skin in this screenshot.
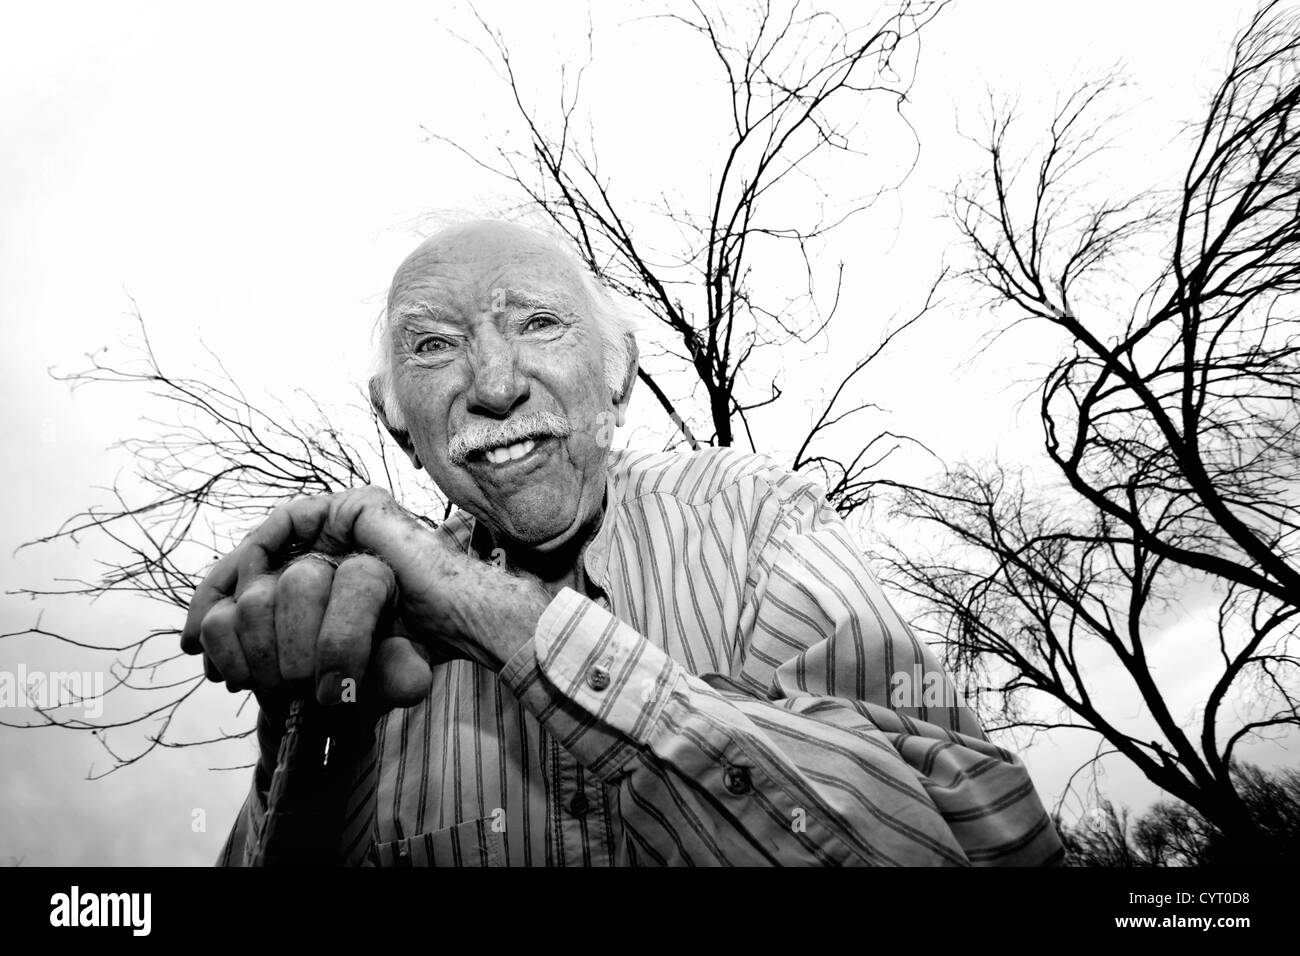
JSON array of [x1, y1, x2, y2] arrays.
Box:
[[181, 222, 636, 717], [386, 221, 624, 552]]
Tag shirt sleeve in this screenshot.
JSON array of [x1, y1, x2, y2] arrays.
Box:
[[498, 475, 1064, 866]]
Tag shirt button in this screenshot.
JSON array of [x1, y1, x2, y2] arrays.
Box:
[[723, 765, 752, 795], [568, 793, 590, 818], [587, 666, 611, 692]]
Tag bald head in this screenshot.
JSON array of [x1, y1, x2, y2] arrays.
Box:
[[390, 221, 577, 292], [371, 221, 637, 435]]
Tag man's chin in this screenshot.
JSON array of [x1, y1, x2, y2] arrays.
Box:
[[480, 492, 589, 551], [496, 509, 583, 550]]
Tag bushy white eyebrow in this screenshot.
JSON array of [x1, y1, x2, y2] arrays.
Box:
[[391, 290, 568, 327], [391, 298, 455, 326], [502, 289, 567, 311]]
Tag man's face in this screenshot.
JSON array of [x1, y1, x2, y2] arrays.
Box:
[[386, 223, 618, 552]]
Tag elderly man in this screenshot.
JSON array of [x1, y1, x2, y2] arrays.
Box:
[[183, 220, 1063, 866]]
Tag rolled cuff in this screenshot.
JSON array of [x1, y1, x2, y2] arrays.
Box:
[[498, 586, 682, 780]]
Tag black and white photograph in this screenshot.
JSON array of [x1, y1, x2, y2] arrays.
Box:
[[0, 0, 1295, 920]]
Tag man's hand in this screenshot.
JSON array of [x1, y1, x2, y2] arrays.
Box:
[[186, 549, 434, 711], [181, 486, 548, 707]]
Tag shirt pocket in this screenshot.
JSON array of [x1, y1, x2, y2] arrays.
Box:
[[372, 816, 506, 867]]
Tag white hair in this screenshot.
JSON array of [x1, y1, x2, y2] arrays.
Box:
[[368, 248, 640, 436]]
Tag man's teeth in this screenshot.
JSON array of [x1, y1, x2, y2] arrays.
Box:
[[483, 438, 537, 465]]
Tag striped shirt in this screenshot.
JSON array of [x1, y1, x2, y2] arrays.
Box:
[[218, 446, 1063, 866]]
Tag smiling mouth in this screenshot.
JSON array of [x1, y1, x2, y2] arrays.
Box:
[[468, 435, 555, 468]]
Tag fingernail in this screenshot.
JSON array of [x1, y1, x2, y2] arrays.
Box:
[[317, 672, 344, 705]]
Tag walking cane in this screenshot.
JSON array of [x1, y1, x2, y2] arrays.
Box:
[[250, 695, 366, 866]]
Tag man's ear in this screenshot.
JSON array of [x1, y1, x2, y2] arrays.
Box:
[[612, 333, 638, 428], [368, 376, 423, 471]]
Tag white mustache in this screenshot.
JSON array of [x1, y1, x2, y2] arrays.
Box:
[[447, 410, 573, 466]]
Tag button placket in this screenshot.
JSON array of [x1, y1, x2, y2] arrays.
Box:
[[547, 741, 614, 865]]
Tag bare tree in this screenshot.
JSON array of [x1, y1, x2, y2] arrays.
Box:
[[1056, 765, 1300, 866], [4, 313, 443, 773], [11, 0, 950, 772], [437, 0, 947, 508], [883, 1, 1300, 851]]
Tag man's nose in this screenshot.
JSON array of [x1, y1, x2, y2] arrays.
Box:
[[466, 325, 529, 417]]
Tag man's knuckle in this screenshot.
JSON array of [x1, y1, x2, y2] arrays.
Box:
[[279, 556, 334, 592], [270, 498, 299, 519], [198, 619, 221, 649], [360, 484, 393, 503], [339, 554, 394, 589], [199, 603, 234, 643], [235, 579, 275, 617], [353, 577, 394, 608]]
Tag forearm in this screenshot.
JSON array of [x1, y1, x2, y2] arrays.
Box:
[[434, 554, 552, 671]]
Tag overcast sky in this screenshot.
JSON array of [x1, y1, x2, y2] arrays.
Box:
[[1, 0, 1292, 865]]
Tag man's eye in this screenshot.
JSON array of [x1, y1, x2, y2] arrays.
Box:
[[414, 337, 452, 353], [524, 314, 559, 332]]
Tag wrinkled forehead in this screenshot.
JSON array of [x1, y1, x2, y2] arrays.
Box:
[[387, 227, 590, 322]]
